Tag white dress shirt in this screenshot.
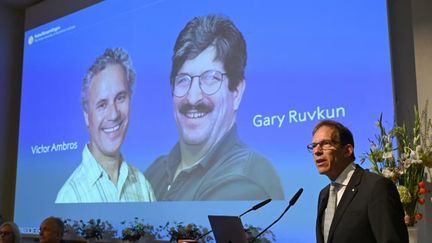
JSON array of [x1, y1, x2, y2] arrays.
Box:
[[56, 145, 155, 203], [332, 162, 356, 205]]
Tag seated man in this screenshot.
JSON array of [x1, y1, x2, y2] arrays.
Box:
[[39, 217, 64, 243]]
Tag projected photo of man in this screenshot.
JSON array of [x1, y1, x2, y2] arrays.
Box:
[[145, 15, 284, 200], [56, 48, 155, 203]]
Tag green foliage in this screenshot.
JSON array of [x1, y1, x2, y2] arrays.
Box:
[[157, 221, 213, 243], [361, 102, 432, 226], [63, 218, 115, 240], [120, 217, 155, 242]]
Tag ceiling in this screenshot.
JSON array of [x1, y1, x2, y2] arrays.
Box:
[[0, 0, 43, 9]]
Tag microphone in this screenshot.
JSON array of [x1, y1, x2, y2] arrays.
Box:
[[249, 188, 304, 243], [289, 188, 303, 206], [239, 198, 272, 217], [196, 198, 272, 241]]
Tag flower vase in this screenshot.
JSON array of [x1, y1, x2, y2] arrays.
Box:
[[407, 226, 418, 243]]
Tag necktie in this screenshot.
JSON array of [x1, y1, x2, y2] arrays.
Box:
[[323, 183, 338, 243]]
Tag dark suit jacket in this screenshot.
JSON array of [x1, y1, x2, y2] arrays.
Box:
[[316, 165, 408, 243]]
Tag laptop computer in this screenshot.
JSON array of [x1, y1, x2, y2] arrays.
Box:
[[208, 215, 248, 243]]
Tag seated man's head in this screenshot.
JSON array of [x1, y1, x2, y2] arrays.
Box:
[[0, 222, 21, 243], [39, 217, 64, 243], [171, 15, 247, 150], [81, 48, 135, 160]]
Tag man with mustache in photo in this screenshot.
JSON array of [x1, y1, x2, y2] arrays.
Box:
[[145, 15, 284, 200], [56, 48, 155, 203]]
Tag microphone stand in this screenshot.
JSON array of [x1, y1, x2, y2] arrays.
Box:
[[249, 188, 303, 243]]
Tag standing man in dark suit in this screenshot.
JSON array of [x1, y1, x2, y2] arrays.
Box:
[[308, 120, 408, 243]]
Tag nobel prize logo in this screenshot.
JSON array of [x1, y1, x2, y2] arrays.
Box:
[[28, 35, 34, 45]]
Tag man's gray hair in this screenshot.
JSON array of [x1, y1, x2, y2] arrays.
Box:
[[81, 47, 136, 111]]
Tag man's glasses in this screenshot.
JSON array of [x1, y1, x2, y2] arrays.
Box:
[[0, 231, 12, 237], [307, 139, 340, 152], [172, 70, 226, 97]]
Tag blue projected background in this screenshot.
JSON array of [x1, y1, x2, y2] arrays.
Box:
[[15, 0, 394, 242]]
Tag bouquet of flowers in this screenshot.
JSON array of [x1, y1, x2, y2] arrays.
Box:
[[158, 221, 213, 243], [78, 218, 115, 240], [63, 219, 81, 238], [121, 217, 156, 242], [362, 103, 432, 226]]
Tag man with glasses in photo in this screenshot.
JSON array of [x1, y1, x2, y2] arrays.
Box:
[[145, 15, 284, 201], [309, 120, 407, 243]]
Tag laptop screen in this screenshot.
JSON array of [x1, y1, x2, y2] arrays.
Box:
[[208, 215, 248, 243]]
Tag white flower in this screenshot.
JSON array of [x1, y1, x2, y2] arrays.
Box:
[[409, 148, 423, 164], [383, 151, 394, 161], [382, 167, 396, 179]]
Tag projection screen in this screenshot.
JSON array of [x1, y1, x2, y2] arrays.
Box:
[[15, 0, 394, 242]]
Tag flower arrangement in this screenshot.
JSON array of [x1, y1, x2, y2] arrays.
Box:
[[64, 218, 116, 240], [62, 219, 278, 242], [244, 224, 276, 243], [361, 103, 432, 226], [158, 221, 213, 243], [120, 217, 156, 242], [63, 219, 81, 237]]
